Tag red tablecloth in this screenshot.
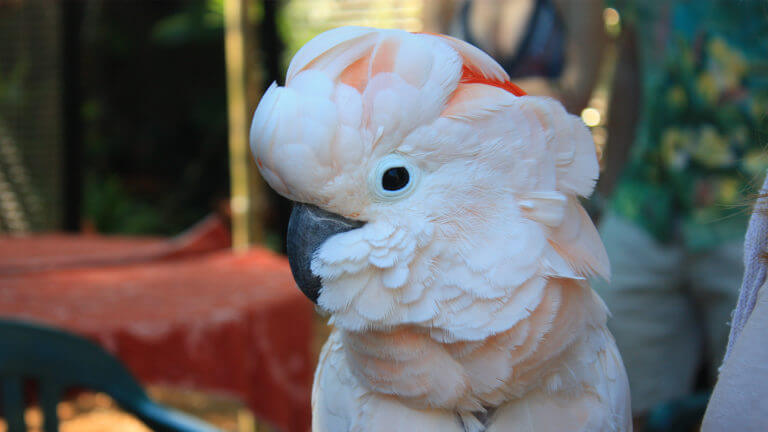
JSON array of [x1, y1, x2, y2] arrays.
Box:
[[0, 223, 313, 432]]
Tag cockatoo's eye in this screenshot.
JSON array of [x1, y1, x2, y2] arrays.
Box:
[[369, 154, 419, 201], [382, 167, 409, 191]]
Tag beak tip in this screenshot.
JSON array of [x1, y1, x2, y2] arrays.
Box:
[[286, 236, 322, 304], [286, 203, 364, 304]]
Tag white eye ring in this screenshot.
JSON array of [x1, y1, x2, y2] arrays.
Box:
[[368, 154, 419, 201]]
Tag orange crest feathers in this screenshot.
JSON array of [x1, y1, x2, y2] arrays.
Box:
[[417, 31, 526, 97], [459, 65, 527, 97]]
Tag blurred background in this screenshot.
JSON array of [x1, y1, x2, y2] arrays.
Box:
[[1, 1, 766, 431]]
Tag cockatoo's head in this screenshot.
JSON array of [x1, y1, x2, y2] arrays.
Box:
[[251, 27, 608, 339]]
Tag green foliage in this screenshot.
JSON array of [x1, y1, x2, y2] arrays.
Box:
[[152, 0, 224, 45], [81, 1, 229, 236], [610, 1, 768, 249], [83, 175, 166, 234], [0, 61, 26, 109]]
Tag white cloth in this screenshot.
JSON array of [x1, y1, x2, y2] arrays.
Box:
[[724, 172, 768, 360], [702, 280, 768, 431], [701, 171, 768, 431]]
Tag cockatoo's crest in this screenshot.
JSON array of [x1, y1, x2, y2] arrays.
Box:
[[251, 26, 609, 337], [424, 31, 526, 96]]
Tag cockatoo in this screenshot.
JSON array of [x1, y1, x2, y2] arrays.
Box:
[[250, 27, 631, 432]]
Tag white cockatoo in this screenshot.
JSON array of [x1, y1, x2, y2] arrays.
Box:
[[250, 27, 631, 432]]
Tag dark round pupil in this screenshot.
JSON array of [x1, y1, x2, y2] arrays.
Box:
[[382, 167, 409, 191]]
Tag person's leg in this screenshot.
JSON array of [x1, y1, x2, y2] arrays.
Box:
[[688, 241, 743, 381], [592, 213, 701, 416]]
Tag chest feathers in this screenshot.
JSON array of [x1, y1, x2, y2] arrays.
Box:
[[341, 278, 608, 413]]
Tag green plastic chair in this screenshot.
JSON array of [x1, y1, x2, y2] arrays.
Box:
[[0, 318, 220, 432]]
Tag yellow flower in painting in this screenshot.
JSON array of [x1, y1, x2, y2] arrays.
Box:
[[666, 85, 688, 110], [661, 128, 692, 169], [697, 73, 719, 105], [743, 149, 768, 176], [752, 99, 767, 120], [691, 125, 734, 168], [709, 38, 725, 55], [716, 177, 741, 206], [679, 46, 696, 72], [732, 126, 749, 148], [707, 37, 748, 93]]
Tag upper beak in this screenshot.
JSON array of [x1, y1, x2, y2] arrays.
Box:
[[286, 203, 365, 303]]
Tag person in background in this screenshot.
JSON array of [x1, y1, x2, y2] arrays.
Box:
[[424, 0, 606, 115], [592, 0, 768, 428]]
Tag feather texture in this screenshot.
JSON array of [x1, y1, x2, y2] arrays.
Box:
[[251, 26, 629, 432]]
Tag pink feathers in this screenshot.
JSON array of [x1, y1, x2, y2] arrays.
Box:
[[459, 64, 527, 97]]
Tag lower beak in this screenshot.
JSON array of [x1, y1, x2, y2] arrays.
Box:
[[286, 203, 365, 303]]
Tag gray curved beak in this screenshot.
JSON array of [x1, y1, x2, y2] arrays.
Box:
[[286, 203, 365, 303]]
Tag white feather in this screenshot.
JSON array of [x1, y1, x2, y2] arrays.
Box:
[[287, 26, 379, 83], [518, 191, 567, 227], [253, 26, 629, 432], [549, 198, 611, 280], [420, 33, 509, 82], [381, 264, 409, 289]]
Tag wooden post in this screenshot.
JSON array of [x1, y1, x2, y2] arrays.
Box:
[[224, 0, 266, 250]]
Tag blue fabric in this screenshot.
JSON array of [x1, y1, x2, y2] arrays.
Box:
[[459, 0, 565, 79]]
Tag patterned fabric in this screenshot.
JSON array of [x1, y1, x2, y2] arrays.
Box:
[[609, 0, 768, 250]]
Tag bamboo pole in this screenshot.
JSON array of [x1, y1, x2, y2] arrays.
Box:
[[224, 0, 266, 250]]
